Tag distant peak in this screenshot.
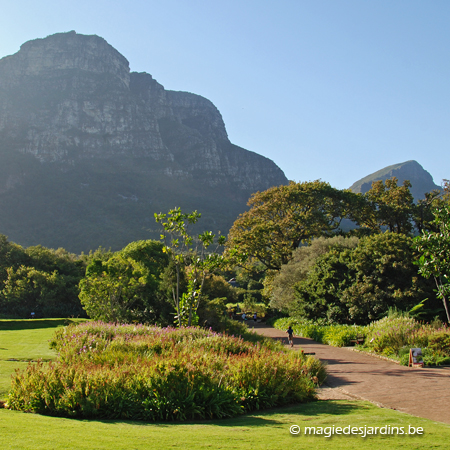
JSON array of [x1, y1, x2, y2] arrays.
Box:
[[349, 160, 441, 201]]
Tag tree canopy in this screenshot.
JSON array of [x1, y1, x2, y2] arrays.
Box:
[[0, 236, 86, 317], [226, 180, 357, 271]]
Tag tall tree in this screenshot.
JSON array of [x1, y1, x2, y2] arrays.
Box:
[[358, 177, 415, 235], [226, 180, 357, 271], [414, 179, 450, 233]]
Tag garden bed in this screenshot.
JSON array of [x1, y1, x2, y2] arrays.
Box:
[[7, 322, 326, 421]]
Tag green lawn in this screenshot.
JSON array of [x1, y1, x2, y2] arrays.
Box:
[[1, 320, 449, 450], [0, 319, 87, 399]]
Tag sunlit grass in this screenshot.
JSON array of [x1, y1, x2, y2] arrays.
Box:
[[1, 401, 449, 449], [0, 319, 87, 399], [1, 319, 449, 449]]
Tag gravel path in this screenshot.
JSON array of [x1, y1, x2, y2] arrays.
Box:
[[250, 322, 450, 424]]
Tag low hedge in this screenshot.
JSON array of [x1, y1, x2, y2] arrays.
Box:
[[272, 317, 366, 347]]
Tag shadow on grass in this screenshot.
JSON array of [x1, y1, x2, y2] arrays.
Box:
[[0, 319, 83, 331], [84, 400, 362, 428]]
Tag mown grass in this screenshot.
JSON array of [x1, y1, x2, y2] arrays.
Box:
[[1, 320, 450, 449], [0, 319, 87, 399], [1, 400, 450, 449]]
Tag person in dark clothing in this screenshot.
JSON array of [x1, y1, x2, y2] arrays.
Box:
[[286, 326, 294, 347]]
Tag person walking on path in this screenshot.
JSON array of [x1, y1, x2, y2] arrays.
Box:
[[286, 326, 294, 347], [253, 323, 450, 424]]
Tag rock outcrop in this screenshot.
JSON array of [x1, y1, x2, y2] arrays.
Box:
[[0, 32, 287, 252]]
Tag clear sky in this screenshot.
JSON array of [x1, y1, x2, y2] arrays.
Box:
[[1, 0, 449, 189]]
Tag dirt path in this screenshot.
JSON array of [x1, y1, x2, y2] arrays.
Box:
[[249, 322, 450, 424]]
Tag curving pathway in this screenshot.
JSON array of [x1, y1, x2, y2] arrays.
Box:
[[250, 322, 450, 424]]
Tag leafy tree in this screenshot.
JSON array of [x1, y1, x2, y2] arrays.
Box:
[[196, 274, 238, 328], [341, 232, 435, 323], [414, 179, 450, 234], [293, 232, 438, 324], [414, 204, 450, 322], [155, 208, 226, 327], [355, 178, 415, 235], [270, 236, 360, 314], [226, 180, 358, 272], [293, 248, 354, 323], [79, 240, 169, 323]]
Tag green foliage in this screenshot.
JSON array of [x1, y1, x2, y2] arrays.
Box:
[[292, 232, 438, 325], [293, 248, 354, 323], [342, 232, 435, 322], [226, 180, 359, 271], [414, 204, 450, 322], [272, 317, 366, 347], [363, 314, 450, 365], [155, 208, 226, 327], [270, 236, 360, 313], [365, 316, 420, 355], [79, 240, 169, 324], [359, 178, 415, 235], [2, 266, 81, 317], [8, 322, 324, 420], [0, 236, 86, 318], [428, 329, 450, 354], [196, 274, 237, 328]]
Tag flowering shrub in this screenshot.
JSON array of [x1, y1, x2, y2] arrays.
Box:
[[365, 316, 450, 364], [365, 316, 420, 354], [7, 322, 326, 420], [428, 329, 450, 355]]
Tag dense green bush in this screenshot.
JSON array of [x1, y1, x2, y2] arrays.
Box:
[[8, 322, 325, 420], [0, 236, 86, 318], [270, 236, 359, 314], [79, 240, 170, 324], [292, 232, 439, 324]]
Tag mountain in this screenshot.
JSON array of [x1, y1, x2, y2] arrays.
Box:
[[0, 32, 288, 253], [349, 160, 441, 201]]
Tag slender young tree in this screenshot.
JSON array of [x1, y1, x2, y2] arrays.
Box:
[[155, 208, 226, 327]]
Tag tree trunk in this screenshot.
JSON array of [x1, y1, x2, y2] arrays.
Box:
[[435, 276, 450, 323]]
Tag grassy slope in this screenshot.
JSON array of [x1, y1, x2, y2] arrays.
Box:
[[0, 320, 449, 449]]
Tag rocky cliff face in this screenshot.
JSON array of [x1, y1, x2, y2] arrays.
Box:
[[0, 32, 287, 252]]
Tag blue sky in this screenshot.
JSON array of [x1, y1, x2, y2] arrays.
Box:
[[1, 1, 449, 189]]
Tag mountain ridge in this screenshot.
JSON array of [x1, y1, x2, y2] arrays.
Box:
[[0, 31, 287, 253]]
